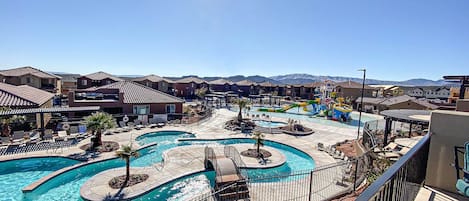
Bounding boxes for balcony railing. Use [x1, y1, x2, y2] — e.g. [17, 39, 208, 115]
[357, 133, 431, 201]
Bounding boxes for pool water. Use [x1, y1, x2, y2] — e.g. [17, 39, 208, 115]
[253, 120, 287, 128]
[136, 137, 315, 200]
[23, 131, 194, 201]
[20, 131, 314, 201]
[234, 106, 381, 128]
[0, 157, 80, 201]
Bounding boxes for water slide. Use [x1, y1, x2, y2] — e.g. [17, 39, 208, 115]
[258, 99, 320, 113]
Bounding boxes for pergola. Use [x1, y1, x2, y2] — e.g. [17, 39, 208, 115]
[205, 92, 239, 107]
[248, 94, 282, 106]
[444, 75, 469, 99]
[380, 109, 430, 145]
[0, 106, 100, 137]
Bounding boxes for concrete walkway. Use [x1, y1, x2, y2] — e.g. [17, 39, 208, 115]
[2, 108, 378, 201]
[81, 144, 286, 200]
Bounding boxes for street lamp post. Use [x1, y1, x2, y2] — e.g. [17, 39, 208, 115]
[357, 69, 366, 140]
[353, 68, 366, 191]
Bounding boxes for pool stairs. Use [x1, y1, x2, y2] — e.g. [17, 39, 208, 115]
[204, 146, 250, 200]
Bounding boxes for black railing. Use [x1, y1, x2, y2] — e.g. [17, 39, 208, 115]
[357, 133, 431, 201]
[191, 158, 369, 201]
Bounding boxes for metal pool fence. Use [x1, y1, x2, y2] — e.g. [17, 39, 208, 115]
[190, 156, 370, 201]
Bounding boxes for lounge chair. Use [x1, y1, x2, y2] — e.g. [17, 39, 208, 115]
[148, 119, 158, 128]
[133, 120, 144, 130]
[456, 142, 469, 196]
[11, 131, 25, 145]
[317, 143, 325, 151]
[55, 131, 69, 141]
[119, 121, 131, 132]
[42, 131, 54, 142]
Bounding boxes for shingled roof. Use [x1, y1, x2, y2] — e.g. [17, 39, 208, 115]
[81, 71, 124, 81]
[0, 66, 61, 79]
[0, 82, 54, 107]
[93, 81, 183, 104]
[131, 74, 173, 83]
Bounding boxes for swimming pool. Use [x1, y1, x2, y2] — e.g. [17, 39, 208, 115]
[21, 131, 314, 200]
[0, 157, 80, 201]
[134, 134, 316, 200]
[253, 120, 287, 128]
[23, 131, 194, 201]
[233, 106, 381, 128]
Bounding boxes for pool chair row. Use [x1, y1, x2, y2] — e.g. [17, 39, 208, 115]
[372, 142, 410, 160]
[104, 119, 165, 135]
[317, 143, 349, 161]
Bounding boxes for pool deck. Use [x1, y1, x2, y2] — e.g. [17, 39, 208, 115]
[80, 144, 287, 200]
[2, 108, 379, 201]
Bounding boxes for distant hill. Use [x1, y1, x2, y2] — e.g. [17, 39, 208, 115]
[270, 74, 451, 86]
[49, 71, 452, 86]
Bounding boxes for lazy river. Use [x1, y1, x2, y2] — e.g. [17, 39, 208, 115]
[12, 131, 315, 200]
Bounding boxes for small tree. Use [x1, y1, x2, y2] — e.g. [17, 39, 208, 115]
[1, 108, 26, 138]
[252, 131, 265, 155]
[195, 87, 208, 100]
[235, 98, 249, 122]
[115, 143, 140, 182]
[85, 112, 116, 149]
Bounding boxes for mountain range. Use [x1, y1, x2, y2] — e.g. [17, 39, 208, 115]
[51, 71, 452, 86]
[269, 74, 452, 86]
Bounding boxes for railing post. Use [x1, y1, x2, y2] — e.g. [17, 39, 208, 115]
[353, 157, 359, 191]
[308, 170, 313, 201]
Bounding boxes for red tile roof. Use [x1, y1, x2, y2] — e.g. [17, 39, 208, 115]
[92, 81, 184, 104]
[0, 82, 54, 107]
[0, 66, 61, 79]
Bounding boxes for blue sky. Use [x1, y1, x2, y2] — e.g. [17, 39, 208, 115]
[1, 0, 468, 81]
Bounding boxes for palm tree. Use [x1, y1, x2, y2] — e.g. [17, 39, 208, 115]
[115, 143, 140, 181]
[235, 98, 249, 122]
[84, 112, 116, 149]
[252, 131, 265, 155]
[195, 87, 208, 100]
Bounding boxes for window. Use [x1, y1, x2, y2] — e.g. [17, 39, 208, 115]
[166, 104, 176, 114]
[107, 80, 112, 84]
[133, 105, 150, 115]
[82, 79, 88, 86]
[26, 77, 31, 83]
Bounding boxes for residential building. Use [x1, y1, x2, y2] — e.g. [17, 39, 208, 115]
[77, 71, 124, 89]
[356, 95, 438, 113]
[0, 66, 62, 94]
[0, 82, 55, 128]
[258, 81, 286, 96]
[208, 79, 236, 92]
[131, 74, 173, 94]
[369, 85, 404, 97]
[69, 81, 184, 121]
[236, 80, 259, 97]
[448, 87, 469, 104]
[335, 81, 375, 105]
[318, 80, 336, 98]
[400, 86, 451, 100]
[55, 73, 80, 95]
[172, 77, 208, 98]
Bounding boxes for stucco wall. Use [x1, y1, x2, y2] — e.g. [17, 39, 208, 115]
[425, 110, 469, 193]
